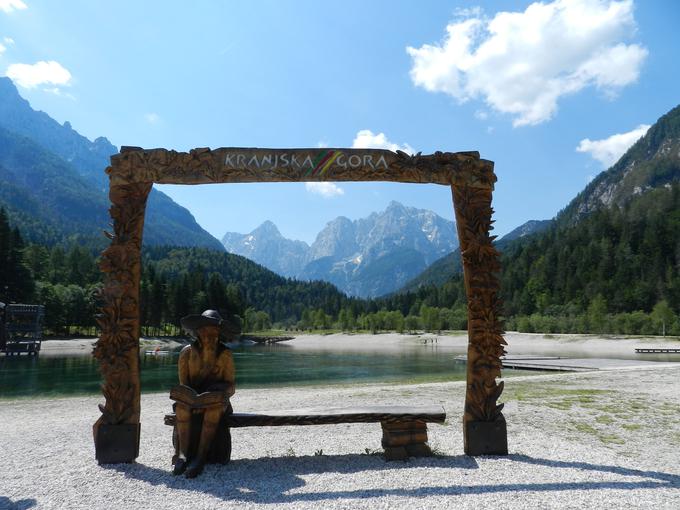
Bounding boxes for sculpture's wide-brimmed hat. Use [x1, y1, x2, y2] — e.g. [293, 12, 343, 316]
[180, 309, 241, 340]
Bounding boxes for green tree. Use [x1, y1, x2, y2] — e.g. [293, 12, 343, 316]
[651, 300, 676, 336]
[587, 295, 608, 334]
[405, 315, 420, 333]
[338, 308, 353, 331]
[0, 209, 34, 303]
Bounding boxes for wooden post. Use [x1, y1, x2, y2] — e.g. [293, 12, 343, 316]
[93, 181, 152, 463]
[451, 182, 508, 456]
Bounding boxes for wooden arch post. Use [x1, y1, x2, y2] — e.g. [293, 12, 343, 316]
[93, 147, 507, 463]
[93, 182, 151, 463]
[451, 183, 508, 455]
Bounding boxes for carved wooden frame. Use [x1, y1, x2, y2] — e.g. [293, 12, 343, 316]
[93, 146, 507, 462]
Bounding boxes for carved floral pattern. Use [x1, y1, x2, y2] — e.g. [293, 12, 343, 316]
[451, 184, 506, 423]
[93, 182, 151, 428]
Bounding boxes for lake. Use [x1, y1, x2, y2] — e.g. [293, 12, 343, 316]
[0, 343, 528, 399]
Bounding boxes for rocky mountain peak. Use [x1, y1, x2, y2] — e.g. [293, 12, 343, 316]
[386, 200, 406, 212]
[222, 201, 459, 297]
[253, 220, 282, 237]
[0, 78, 21, 99]
[222, 223, 309, 278]
[308, 216, 357, 261]
[561, 103, 680, 225]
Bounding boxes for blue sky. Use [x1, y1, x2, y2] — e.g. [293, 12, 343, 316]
[1, 0, 678, 244]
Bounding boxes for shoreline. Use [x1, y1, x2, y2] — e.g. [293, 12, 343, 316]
[37, 336, 189, 357]
[36, 331, 680, 358]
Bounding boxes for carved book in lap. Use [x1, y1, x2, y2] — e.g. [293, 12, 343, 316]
[169, 384, 227, 409]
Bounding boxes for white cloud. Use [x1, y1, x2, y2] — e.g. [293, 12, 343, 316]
[42, 87, 75, 100]
[474, 109, 488, 120]
[6, 60, 72, 88]
[305, 182, 344, 198]
[0, 0, 27, 13]
[351, 129, 414, 154]
[0, 37, 13, 53]
[452, 6, 483, 19]
[144, 112, 161, 124]
[577, 123, 650, 167]
[407, 0, 647, 126]
[316, 140, 329, 148]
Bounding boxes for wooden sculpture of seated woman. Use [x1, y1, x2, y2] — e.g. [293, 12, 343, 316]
[170, 309, 239, 478]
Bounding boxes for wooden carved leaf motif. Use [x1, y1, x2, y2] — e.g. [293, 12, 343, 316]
[454, 184, 506, 422]
[93, 182, 150, 425]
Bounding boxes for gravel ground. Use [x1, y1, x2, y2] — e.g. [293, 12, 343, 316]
[2, 366, 680, 509]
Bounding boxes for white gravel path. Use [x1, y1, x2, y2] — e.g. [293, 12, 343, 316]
[2, 366, 680, 509]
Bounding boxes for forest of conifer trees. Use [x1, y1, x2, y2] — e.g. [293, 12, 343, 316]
[2, 180, 679, 339]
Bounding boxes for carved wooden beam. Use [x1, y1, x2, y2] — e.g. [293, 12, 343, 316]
[107, 147, 495, 189]
[93, 182, 151, 464]
[451, 182, 508, 456]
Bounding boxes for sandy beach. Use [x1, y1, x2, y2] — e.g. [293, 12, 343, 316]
[38, 330, 680, 358]
[38, 336, 188, 357]
[2, 333, 680, 509]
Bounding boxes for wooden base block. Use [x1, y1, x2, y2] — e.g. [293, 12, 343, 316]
[382, 420, 432, 461]
[382, 421, 428, 445]
[95, 423, 140, 464]
[384, 446, 409, 461]
[464, 418, 508, 456]
[405, 443, 433, 457]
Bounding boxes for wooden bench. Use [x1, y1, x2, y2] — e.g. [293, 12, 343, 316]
[164, 405, 446, 461]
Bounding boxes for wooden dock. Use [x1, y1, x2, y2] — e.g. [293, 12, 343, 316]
[500, 356, 593, 372]
[241, 335, 294, 345]
[635, 348, 680, 354]
[455, 355, 678, 372]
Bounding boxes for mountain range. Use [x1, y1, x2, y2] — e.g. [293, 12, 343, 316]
[0, 77, 223, 250]
[404, 103, 680, 296]
[4, 71, 672, 315]
[222, 201, 459, 297]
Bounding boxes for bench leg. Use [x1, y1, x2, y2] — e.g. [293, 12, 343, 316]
[381, 420, 432, 461]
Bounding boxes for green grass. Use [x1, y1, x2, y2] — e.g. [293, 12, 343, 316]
[502, 380, 680, 450]
[621, 423, 642, 431]
[573, 422, 598, 435]
[570, 421, 626, 445]
[597, 433, 626, 445]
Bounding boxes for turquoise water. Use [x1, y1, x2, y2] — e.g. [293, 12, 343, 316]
[0, 344, 476, 399]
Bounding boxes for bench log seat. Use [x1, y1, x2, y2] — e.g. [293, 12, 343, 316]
[165, 405, 446, 461]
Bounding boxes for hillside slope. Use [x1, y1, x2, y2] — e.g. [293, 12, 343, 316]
[0, 127, 110, 244]
[400, 104, 680, 297]
[559, 104, 680, 224]
[498, 103, 680, 315]
[0, 77, 223, 250]
[398, 218, 551, 293]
